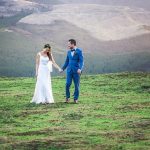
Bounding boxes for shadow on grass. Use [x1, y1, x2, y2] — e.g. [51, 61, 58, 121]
[117, 101, 150, 112]
[25, 101, 79, 109]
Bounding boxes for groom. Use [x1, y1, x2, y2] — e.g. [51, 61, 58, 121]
[61, 39, 84, 103]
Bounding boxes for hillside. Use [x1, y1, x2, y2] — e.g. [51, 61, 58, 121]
[19, 4, 150, 41]
[0, 72, 150, 149]
[0, 1, 150, 76]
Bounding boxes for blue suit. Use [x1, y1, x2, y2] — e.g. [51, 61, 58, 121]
[62, 48, 84, 100]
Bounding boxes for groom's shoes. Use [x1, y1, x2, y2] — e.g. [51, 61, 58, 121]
[65, 99, 78, 104]
[74, 100, 78, 104]
[65, 99, 70, 103]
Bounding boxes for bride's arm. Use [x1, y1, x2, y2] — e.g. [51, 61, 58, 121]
[51, 54, 61, 71]
[35, 53, 40, 76]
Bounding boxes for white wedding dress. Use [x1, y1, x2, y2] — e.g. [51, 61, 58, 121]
[31, 52, 54, 104]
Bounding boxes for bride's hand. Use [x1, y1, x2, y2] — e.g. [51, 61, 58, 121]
[58, 68, 63, 73]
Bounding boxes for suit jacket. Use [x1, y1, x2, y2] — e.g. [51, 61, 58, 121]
[62, 48, 84, 73]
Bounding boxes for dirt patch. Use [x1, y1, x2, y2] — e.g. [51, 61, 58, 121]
[10, 127, 67, 136]
[10, 139, 70, 150]
[20, 110, 49, 117]
[132, 101, 150, 107]
[127, 119, 150, 129]
[100, 130, 147, 142]
[0, 136, 15, 144]
[48, 119, 60, 123]
[91, 144, 116, 150]
[117, 102, 150, 112]
[132, 131, 146, 142]
[94, 114, 123, 120]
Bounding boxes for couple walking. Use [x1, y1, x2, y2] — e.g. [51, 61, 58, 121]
[31, 39, 84, 104]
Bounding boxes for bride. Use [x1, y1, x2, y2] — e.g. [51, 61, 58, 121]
[31, 44, 62, 104]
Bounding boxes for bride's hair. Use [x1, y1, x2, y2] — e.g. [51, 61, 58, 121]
[44, 44, 52, 61]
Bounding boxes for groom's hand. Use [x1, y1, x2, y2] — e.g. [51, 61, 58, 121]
[59, 68, 63, 73]
[77, 69, 82, 75]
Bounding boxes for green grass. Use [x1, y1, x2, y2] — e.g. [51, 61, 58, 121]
[0, 72, 150, 150]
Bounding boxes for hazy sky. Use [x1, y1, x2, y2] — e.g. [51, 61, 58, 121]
[60, 0, 150, 11]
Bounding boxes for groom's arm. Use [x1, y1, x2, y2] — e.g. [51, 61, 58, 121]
[78, 50, 84, 71]
[62, 53, 69, 71]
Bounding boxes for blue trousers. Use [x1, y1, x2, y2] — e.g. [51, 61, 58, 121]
[66, 70, 80, 100]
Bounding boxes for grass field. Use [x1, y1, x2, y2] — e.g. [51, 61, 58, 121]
[0, 72, 150, 150]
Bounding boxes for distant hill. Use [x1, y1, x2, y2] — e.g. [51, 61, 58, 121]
[0, 1, 150, 76]
[19, 4, 150, 41]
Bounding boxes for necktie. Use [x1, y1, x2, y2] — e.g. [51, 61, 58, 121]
[71, 49, 75, 52]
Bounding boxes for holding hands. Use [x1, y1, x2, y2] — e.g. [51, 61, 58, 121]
[58, 68, 63, 73]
